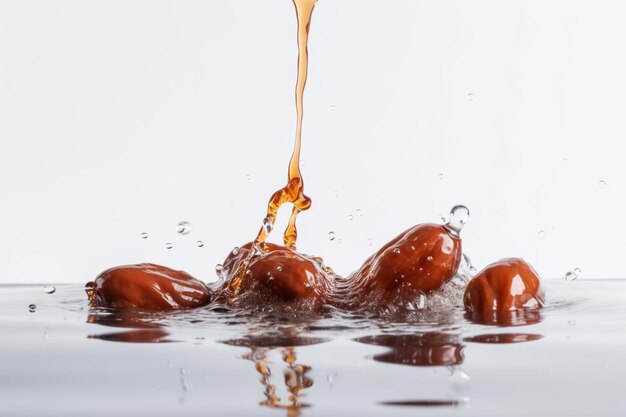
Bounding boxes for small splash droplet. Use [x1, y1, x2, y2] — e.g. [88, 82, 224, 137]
[427, 256, 433, 261]
[356, 209, 363, 217]
[444, 205, 470, 236]
[245, 174, 252, 181]
[28, 304, 36, 313]
[565, 268, 581, 281]
[84, 281, 95, 299]
[196, 240, 204, 248]
[165, 242, 173, 249]
[393, 248, 401, 254]
[562, 158, 569, 165]
[43, 285, 56, 294]
[416, 291, 427, 309]
[277, 266, 283, 272]
[176, 221, 192, 235]
[348, 214, 354, 221]
[327, 372, 337, 387]
[333, 190, 340, 198]
[538, 230, 546, 240]
[599, 180, 607, 189]
[232, 247, 240, 256]
[140, 232, 149, 239]
[466, 92, 476, 101]
[367, 238, 373, 247]
[329, 231, 336, 241]
[329, 105, 336, 112]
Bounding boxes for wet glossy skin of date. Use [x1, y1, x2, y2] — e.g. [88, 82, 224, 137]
[219, 242, 333, 305]
[91, 263, 212, 310]
[463, 258, 545, 325]
[346, 224, 462, 304]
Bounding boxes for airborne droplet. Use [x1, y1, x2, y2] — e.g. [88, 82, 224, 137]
[444, 205, 470, 237]
[329, 231, 336, 241]
[165, 243, 173, 249]
[43, 285, 56, 294]
[28, 304, 36, 313]
[140, 232, 149, 239]
[176, 221, 192, 235]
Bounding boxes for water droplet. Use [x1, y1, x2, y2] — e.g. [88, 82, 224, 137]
[562, 158, 569, 165]
[356, 209, 363, 217]
[333, 190, 340, 198]
[245, 269, 252, 276]
[348, 214, 354, 221]
[327, 372, 338, 387]
[232, 247, 240, 256]
[444, 205, 470, 236]
[176, 221, 191, 235]
[599, 180, 607, 189]
[329, 231, 336, 241]
[565, 268, 581, 281]
[416, 291, 427, 309]
[245, 174, 252, 181]
[329, 105, 336, 112]
[196, 240, 204, 248]
[28, 304, 36, 313]
[165, 242, 173, 249]
[263, 219, 273, 234]
[43, 285, 56, 294]
[84, 281, 95, 299]
[367, 238, 373, 247]
[427, 256, 433, 261]
[466, 92, 476, 101]
[537, 230, 546, 240]
[438, 173, 445, 181]
[393, 248, 401, 254]
[277, 266, 283, 272]
[140, 232, 149, 239]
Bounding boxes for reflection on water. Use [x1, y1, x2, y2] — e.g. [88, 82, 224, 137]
[222, 334, 326, 416]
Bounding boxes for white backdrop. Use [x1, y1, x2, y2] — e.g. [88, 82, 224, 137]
[1, 0, 625, 284]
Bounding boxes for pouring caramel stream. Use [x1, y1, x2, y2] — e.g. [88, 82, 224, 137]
[255, 0, 316, 249]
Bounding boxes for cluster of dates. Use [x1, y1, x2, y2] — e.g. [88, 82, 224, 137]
[88, 207, 545, 325]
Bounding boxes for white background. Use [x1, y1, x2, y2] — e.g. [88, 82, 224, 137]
[1, 0, 625, 284]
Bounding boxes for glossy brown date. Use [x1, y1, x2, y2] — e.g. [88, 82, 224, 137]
[463, 258, 545, 325]
[347, 224, 462, 304]
[219, 242, 333, 305]
[90, 263, 212, 310]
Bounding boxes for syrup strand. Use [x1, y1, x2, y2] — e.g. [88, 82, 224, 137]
[254, 0, 316, 250]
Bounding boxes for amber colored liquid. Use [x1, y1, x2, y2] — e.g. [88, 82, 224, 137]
[255, 0, 317, 250]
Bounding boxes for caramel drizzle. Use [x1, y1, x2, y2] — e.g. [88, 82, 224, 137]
[255, 0, 317, 250]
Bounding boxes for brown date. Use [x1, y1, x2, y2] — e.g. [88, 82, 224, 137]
[90, 263, 212, 310]
[463, 258, 545, 325]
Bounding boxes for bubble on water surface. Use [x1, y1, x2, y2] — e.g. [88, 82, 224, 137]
[28, 304, 36, 313]
[43, 285, 56, 294]
[176, 221, 192, 235]
[140, 232, 149, 239]
[165, 243, 173, 249]
[444, 205, 470, 237]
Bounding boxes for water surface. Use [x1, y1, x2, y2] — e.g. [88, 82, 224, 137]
[1, 280, 624, 416]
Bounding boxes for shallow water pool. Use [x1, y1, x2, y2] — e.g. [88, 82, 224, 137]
[1, 280, 624, 416]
